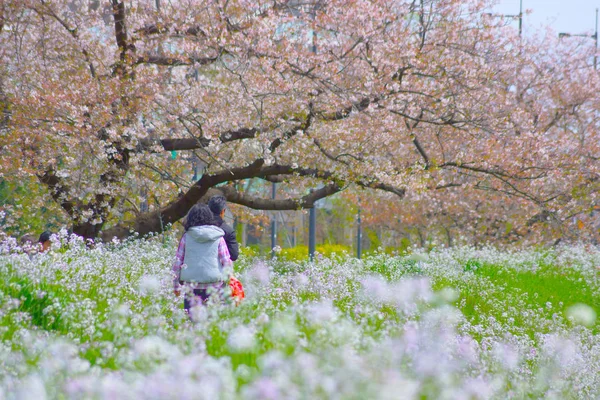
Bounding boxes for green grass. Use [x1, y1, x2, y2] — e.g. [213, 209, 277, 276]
[430, 260, 600, 338]
[0, 265, 71, 339]
[476, 263, 599, 314]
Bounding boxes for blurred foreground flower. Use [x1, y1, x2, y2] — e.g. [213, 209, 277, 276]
[139, 274, 161, 295]
[227, 326, 257, 352]
[565, 303, 597, 327]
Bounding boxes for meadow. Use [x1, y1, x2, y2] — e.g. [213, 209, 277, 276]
[1, 231, 600, 399]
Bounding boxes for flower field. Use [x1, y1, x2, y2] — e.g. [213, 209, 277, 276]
[1, 232, 600, 399]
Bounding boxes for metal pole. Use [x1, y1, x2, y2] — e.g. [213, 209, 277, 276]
[271, 182, 277, 258]
[518, 0, 523, 38]
[595, 8, 598, 70]
[309, 206, 316, 261]
[308, 4, 318, 262]
[357, 207, 362, 259]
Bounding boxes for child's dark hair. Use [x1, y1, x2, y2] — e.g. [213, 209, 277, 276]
[39, 231, 52, 243]
[184, 204, 216, 230]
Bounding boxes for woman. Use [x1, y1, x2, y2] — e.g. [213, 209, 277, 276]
[172, 204, 233, 315]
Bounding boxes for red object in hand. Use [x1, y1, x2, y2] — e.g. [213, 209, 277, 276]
[229, 276, 245, 303]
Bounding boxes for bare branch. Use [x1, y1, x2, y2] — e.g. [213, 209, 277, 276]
[411, 134, 430, 168]
[441, 161, 548, 180]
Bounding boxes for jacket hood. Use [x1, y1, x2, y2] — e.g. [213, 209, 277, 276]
[186, 225, 225, 243]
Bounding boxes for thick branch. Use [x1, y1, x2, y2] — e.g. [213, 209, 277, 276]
[138, 127, 260, 152]
[219, 183, 342, 210]
[100, 158, 268, 240]
[360, 181, 406, 197]
[111, 0, 135, 78]
[99, 160, 405, 240]
[111, 1, 128, 52]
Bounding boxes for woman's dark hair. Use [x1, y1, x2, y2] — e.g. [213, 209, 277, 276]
[184, 204, 216, 230]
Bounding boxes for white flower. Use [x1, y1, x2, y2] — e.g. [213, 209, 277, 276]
[566, 303, 597, 327]
[306, 299, 337, 325]
[492, 342, 520, 370]
[437, 287, 459, 303]
[227, 325, 256, 352]
[249, 262, 271, 285]
[133, 336, 179, 362]
[268, 317, 297, 343]
[256, 313, 270, 325]
[407, 252, 428, 262]
[15, 374, 47, 400]
[138, 275, 161, 295]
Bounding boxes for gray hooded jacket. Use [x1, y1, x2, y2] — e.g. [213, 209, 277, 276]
[179, 226, 230, 284]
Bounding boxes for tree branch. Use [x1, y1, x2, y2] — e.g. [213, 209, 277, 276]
[135, 54, 219, 67]
[219, 183, 342, 210]
[37, 169, 80, 218]
[99, 159, 406, 240]
[111, 0, 135, 78]
[358, 181, 406, 197]
[31, 4, 97, 78]
[138, 127, 260, 152]
[411, 134, 430, 168]
[269, 104, 313, 153]
[319, 96, 379, 121]
[441, 161, 548, 180]
[135, 24, 208, 38]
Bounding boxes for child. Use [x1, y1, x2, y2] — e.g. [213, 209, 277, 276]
[172, 204, 233, 316]
[38, 231, 52, 252]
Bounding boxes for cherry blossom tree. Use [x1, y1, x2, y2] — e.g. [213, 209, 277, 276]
[1, 0, 599, 242]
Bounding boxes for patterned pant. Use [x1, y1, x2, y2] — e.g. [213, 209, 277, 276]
[183, 283, 225, 315]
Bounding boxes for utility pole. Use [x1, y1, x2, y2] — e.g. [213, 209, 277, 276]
[271, 182, 277, 258]
[357, 206, 362, 259]
[518, 0, 523, 38]
[309, 204, 316, 261]
[308, 2, 319, 261]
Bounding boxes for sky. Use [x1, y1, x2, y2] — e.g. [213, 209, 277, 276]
[493, 0, 600, 36]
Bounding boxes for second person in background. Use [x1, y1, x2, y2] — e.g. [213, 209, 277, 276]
[208, 195, 239, 262]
